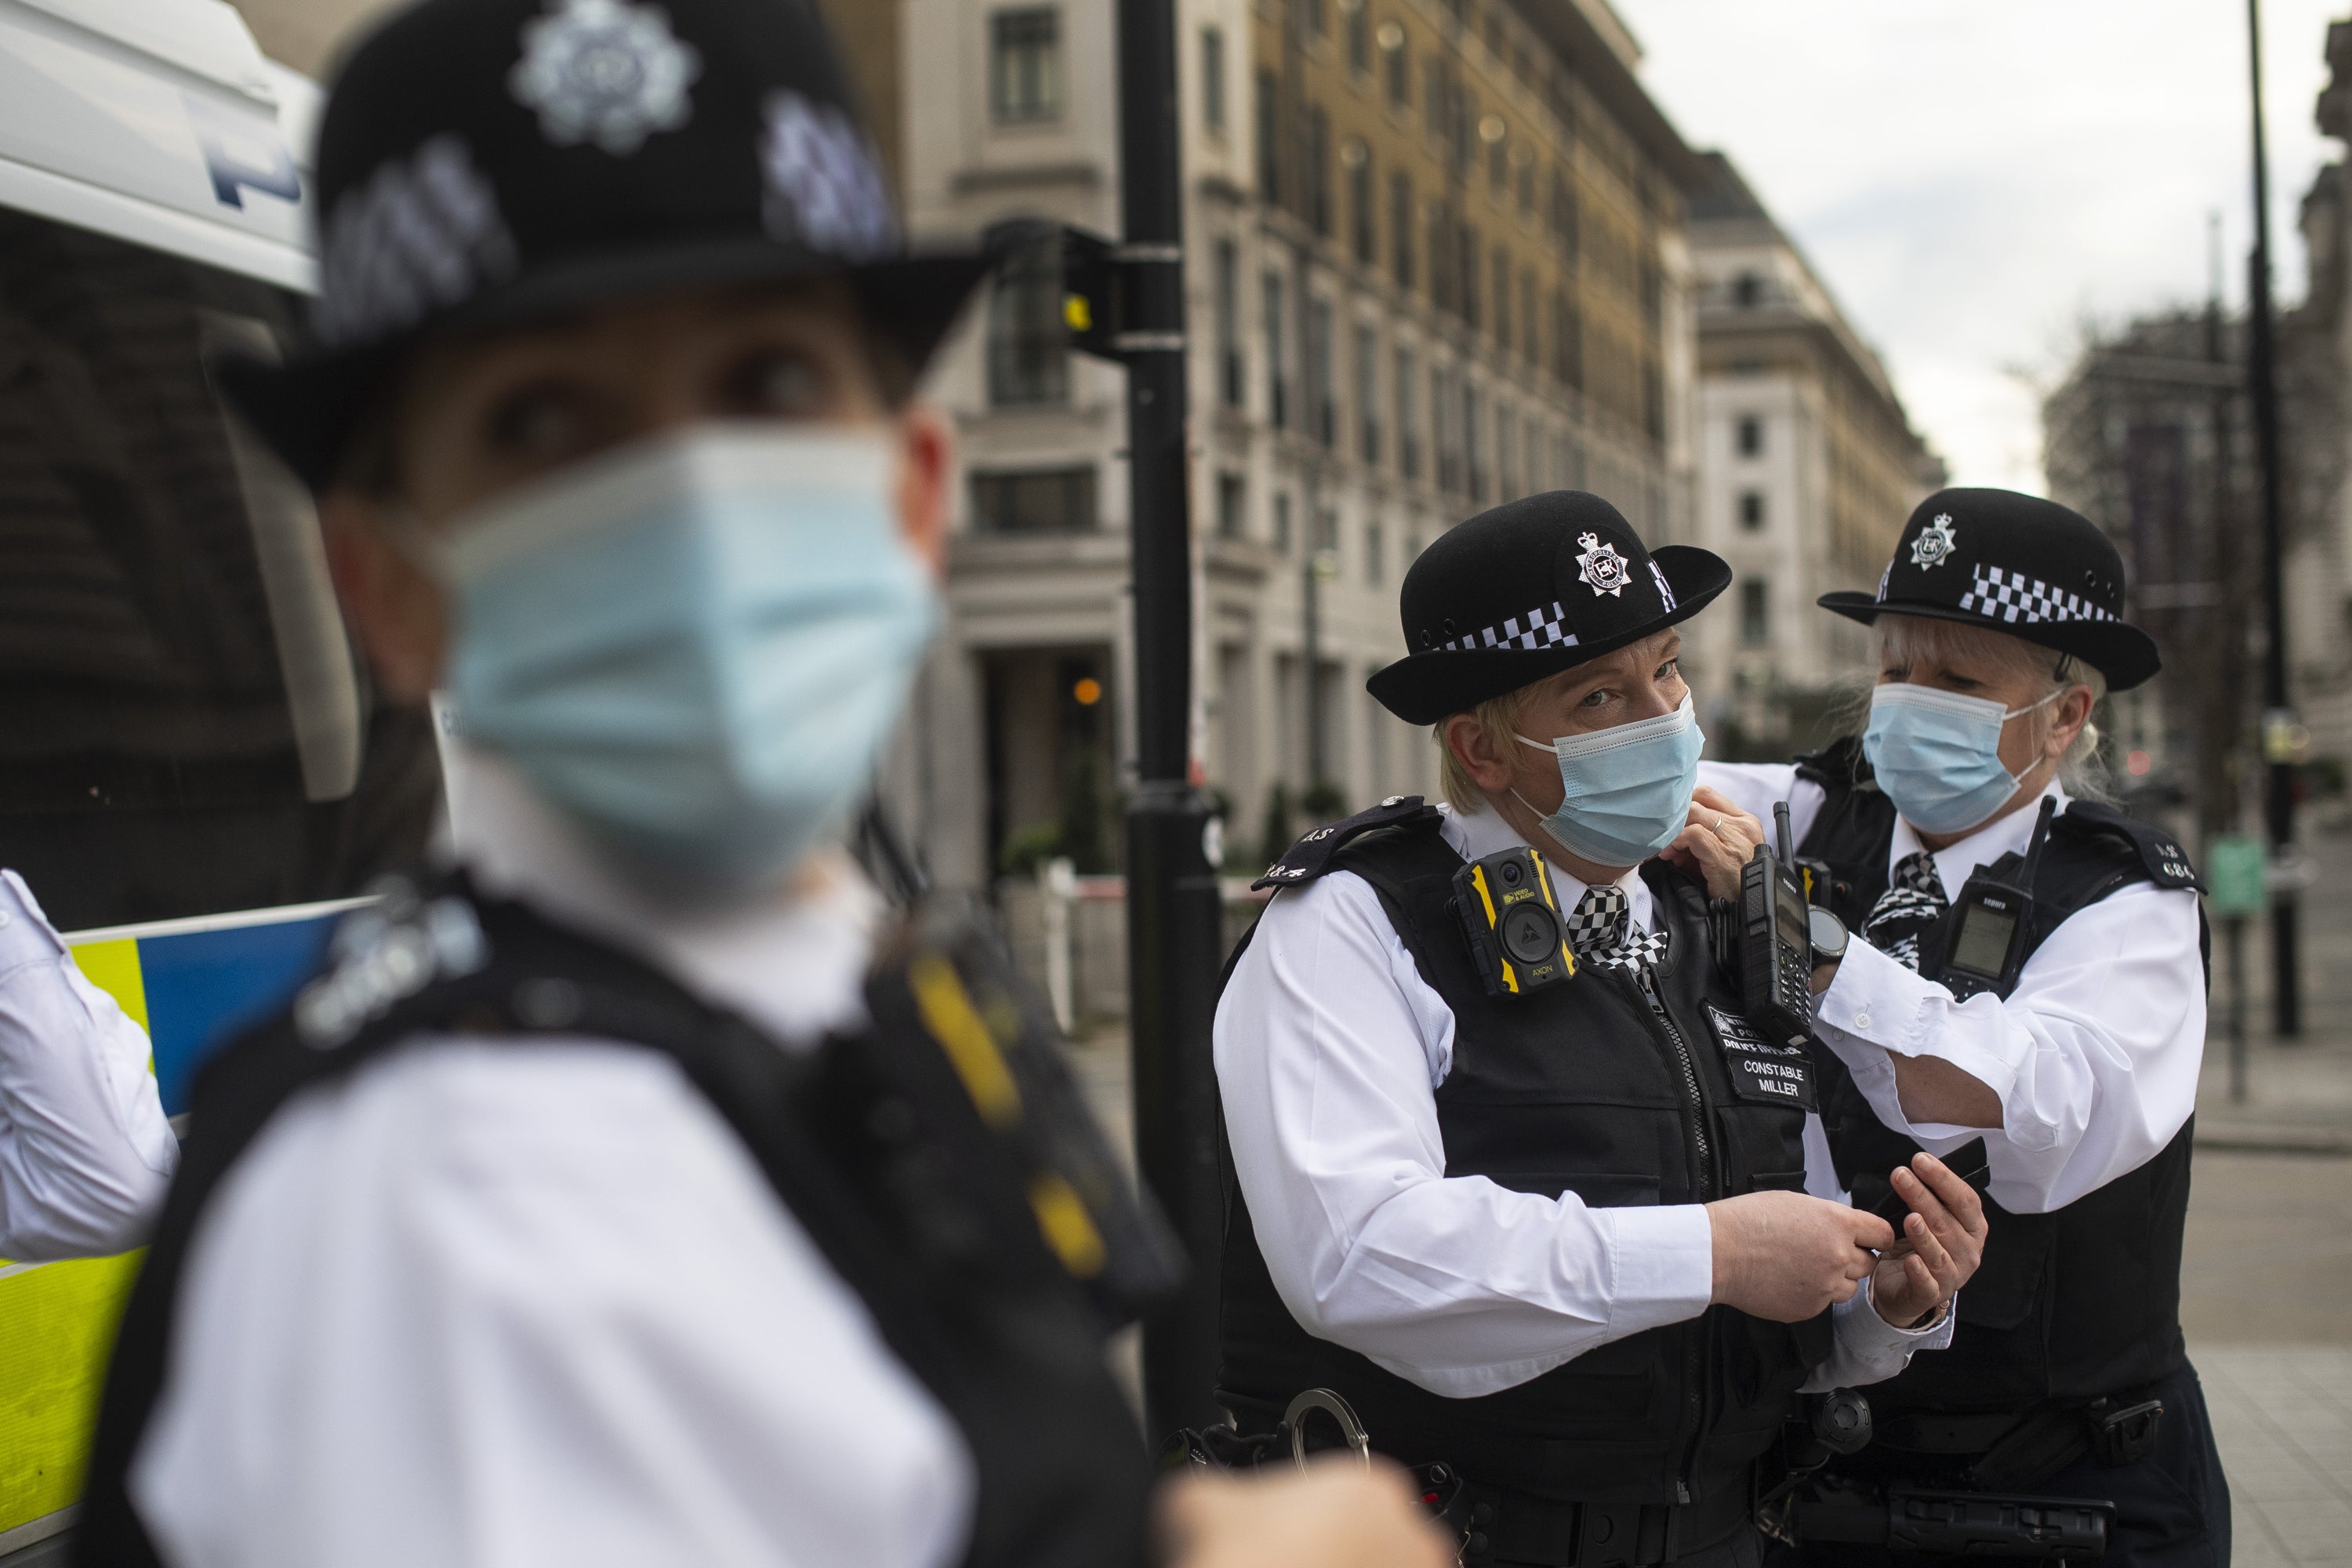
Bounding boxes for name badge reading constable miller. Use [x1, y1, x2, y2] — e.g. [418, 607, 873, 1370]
[1703, 1003, 1817, 1112]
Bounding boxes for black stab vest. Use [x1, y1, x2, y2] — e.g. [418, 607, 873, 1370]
[1792, 739, 2204, 1415]
[75, 881, 1152, 1568]
[1219, 807, 1831, 1508]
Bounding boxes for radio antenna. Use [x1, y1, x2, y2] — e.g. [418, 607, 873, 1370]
[2020, 794, 2059, 884]
[1773, 800, 1795, 862]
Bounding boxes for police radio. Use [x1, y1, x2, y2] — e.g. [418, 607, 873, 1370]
[1454, 846, 1576, 996]
[1925, 796, 2057, 1002]
[1738, 803, 1820, 1048]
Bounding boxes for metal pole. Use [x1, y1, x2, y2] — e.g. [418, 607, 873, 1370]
[2228, 915, 2249, 1104]
[1116, 0, 1228, 1442]
[2245, 0, 2301, 1036]
[1304, 552, 1326, 789]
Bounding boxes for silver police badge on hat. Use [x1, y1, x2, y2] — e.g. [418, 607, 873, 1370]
[1910, 512, 1958, 571]
[1575, 532, 1632, 598]
[510, 0, 702, 156]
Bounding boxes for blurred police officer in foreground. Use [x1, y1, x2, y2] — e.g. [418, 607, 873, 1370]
[70, 4, 1450, 1566]
[0, 871, 174, 1259]
[1217, 493, 1987, 1568]
[1700, 490, 2226, 1568]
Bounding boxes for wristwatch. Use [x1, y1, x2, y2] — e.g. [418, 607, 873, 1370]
[1807, 906, 1849, 967]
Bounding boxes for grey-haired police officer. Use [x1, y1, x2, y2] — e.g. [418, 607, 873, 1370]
[1700, 490, 2228, 1568]
[1218, 493, 1989, 1568]
[71, 4, 1449, 1566]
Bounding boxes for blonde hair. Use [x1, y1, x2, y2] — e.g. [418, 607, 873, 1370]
[1864, 615, 2111, 800]
[1436, 683, 1542, 812]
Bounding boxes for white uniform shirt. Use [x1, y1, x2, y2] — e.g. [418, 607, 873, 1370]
[1698, 763, 2206, 1214]
[130, 745, 975, 1568]
[0, 869, 176, 1260]
[1215, 803, 1951, 1404]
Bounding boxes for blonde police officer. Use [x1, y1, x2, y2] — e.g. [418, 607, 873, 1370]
[1700, 489, 2227, 1567]
[71, 4, 1449, 1567]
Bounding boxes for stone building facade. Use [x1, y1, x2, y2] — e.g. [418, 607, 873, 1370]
[1681, 154, 1944, 759]
[893, 0, 1711, 889]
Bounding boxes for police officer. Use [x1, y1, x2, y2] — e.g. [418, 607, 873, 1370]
[71, 4, 1448, 1566]
[1218, 492, 1988, 1568]
[0, 870, 174, 1258]
[1699, 489, 2227, 1567]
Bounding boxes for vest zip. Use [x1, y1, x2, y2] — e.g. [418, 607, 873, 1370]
[1632, 959, 1714, 1507]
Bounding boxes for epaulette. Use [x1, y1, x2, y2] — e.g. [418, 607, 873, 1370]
[2056, 800, 2204, 892]
[1250, 795, 1443, 891]
[1793, 735, 1875, 792]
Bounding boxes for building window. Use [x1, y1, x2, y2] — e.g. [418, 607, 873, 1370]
[1255, 69, 1281, 200]
[1200, 25, 1226, 132]
[1218, 471, 1247, 539]
[1345, 0, 1371, 74]
[1305, 105, 1332, 235]
[1463, 379, 1484, 503]
[1382, 21, 1408, 108]
[1303, 0, 1326, 36]
[1307, 295, 1337, 448]
[971, 466, 1095, 533]
[1732, 271, 1761, 307]
[1515, 151, 1534, 216]
[1737, 415, 1764, 456]
[1739, 489, 1766, 531]
[985, 234, 1068, 406]
[1550, 167, 1578, 260]
[1491, 249, 1511, 350]
[1457, 223, 1479, 328]
[1521, 270, 1539, 365]
[1552, 290, 1581, 390]
[989, 9, 1062, 124]
[1425, 199, 1451, 312]
[1356, 320, 1381, 465]
[1396, 344, 1419, 481]
[1403, 528, 1421, 565]
[1496, 399, 1516, 499]
[1273, 492, 1294, 553]
[1263, 271, 1289, 427]
[1388, 169, 1415, 289]
[1423, 56, 1446, 145]
[1364, 517, 1384, 584]
[1347, 142, 1375, 265]
[1433, 363, 1457, 492]
[1740, 579, 1769, 646]
[1214, 238, 1243, 408]
[1313, 503, 1339, 554]
[1486, 124, 1508, 193]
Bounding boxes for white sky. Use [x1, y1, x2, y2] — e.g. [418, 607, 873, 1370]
[1610, 0, 2348, 493]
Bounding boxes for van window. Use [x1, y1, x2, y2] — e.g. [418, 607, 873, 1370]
[0, 209, 439, 931]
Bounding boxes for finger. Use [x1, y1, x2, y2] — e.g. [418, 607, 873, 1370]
[1905, 1253, 1938, 1305]
[1902, 1210, 1955, 1281]
[1910, 1153, 1988, 1233]
[1846, 1209, 1898, 1254]
[1890, 1167, 1957, 1243]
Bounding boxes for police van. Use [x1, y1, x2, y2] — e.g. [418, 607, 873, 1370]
[0, 3, 429, 1559]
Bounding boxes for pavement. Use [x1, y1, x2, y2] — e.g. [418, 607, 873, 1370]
[1067, 813, 2352, 1563]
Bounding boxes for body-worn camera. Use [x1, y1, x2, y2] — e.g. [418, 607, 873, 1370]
[1737, 803, 1820, 1047]
[1924, 797, 2058, 1002]
[1454, 846, 1576, 996]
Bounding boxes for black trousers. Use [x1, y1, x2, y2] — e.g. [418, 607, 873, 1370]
[1788, 1361, 2230, 1568]
[1494, 1524, 1764, 1568]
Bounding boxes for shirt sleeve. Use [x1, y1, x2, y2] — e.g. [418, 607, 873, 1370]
[1215, 872, 1715, 1400]
[130, 1040, 974, 1568]
[0, 870, 177, 1261]
[1801, 1277, 1958, 1392]
[1694, 763, 1827, 851]
[1812, 883, 2205, 1213]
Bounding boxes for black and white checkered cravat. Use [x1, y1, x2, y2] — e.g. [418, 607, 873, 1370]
[1861, 851, 1948, 971]
[1566, 884, 1671, 971]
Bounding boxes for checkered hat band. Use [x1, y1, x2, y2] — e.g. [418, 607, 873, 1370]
[1443, 601, 1584, 653]
[1957, 565, 2118, 627]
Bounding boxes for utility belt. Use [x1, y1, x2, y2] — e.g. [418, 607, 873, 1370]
[1170, 1390, 1749, 1566]
[1778, 1385, 2165, 1559]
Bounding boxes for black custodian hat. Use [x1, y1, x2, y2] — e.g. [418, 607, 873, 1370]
[218, 0, 995, 488]
[1819, 488, 2161, 691]
[1367, 492, 1731, 726]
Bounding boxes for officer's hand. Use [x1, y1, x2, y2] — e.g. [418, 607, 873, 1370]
[1660, 786, 1766, 903]
[1157, 1457, 1454, 1568]
[1707, 1189, 1893, 1321]
[1868, 1152, 1989, 1329]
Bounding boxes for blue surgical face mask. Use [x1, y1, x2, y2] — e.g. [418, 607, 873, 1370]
[432, 426, 937, 894]
[1862, 682, 2061, 837]
[1513, 693, 1706, 867]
